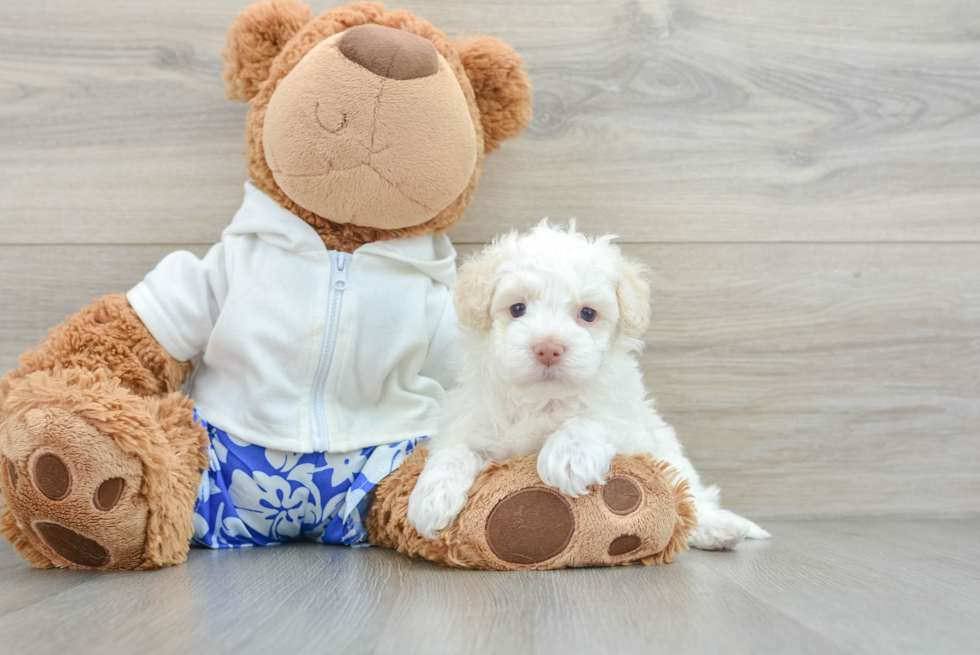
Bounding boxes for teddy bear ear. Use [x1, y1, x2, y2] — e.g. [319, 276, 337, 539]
[222, 0, 313, 102]
[457, 36, 533, 153]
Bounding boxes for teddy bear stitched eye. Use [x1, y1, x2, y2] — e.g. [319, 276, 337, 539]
[579, 307, 597, 322]
[510, 303, 526, 318]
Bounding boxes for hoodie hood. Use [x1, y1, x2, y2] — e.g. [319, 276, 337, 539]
[224, 182, 457, 288]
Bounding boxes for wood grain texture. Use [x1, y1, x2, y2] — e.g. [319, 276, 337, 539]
[0, 245, 211, 370]
[635, 243, 980, 518]
[2, 243, 978, 519]
[691, 519, 980, 655]
[0, 0, 978, 244]
[0, 520, 978, 655]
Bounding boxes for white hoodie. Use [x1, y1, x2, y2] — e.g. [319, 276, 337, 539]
[127, 182, 459, 453]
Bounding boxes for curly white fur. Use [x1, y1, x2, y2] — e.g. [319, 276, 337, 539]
[407, 221, 770, 549]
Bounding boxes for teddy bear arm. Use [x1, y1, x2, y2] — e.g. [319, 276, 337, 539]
[2, 294, 189, 403]
[0, 295, 205, 571]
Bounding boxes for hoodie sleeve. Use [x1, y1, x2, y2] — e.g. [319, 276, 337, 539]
[126, 244, 228, 363]
[419, 292, 460, 391]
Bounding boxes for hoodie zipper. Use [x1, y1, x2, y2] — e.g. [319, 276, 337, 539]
[310, 250, 351, 451]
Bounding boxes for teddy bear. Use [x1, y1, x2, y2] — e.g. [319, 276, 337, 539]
[0, 0, 694, 571]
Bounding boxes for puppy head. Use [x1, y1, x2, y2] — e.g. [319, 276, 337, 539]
[456, 221, 651, 399]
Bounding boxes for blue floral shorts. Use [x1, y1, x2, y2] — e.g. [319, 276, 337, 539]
[191, 412, 421, 549]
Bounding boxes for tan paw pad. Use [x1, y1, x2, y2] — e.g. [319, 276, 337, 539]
[485, 487, 574, 564]
[33, 521, 110, 568]
[34, 453, 72, 500]
[608, 534, 642, 556]
[602, 476, 642, 515]
[5, 458, 17, 489]
[94, 478, 125, 512]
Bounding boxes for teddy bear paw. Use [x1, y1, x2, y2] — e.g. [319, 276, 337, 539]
[479, 471, 673, 568]
[446, 454, 695, 570]
[0, 400, 149, 570]
[369, 450, 697, 570]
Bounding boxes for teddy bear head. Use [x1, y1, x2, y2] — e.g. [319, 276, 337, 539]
[222, 0, 533, 251]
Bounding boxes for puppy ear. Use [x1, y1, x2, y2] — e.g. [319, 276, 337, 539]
[455, 247, 501, 330]
[222, 0, 313, 102]
[457, 36, 533, 153]
[617, 258, 652, 338]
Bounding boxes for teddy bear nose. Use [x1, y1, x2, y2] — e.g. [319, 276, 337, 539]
[534, 342, 566, 367]
[338, 24, 440, 80]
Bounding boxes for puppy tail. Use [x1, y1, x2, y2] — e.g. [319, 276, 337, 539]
[697, 484, 722, 510]
[745, 520, 772, 540]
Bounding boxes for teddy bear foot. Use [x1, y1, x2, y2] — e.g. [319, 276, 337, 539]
[0, 405, 145, 569]
[368, 450, 697, 570]
[0, 369, 207, 570]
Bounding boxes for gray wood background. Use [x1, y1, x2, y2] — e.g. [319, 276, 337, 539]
[1, 0, 978, 520]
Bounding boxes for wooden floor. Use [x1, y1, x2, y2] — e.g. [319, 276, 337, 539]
[0, 519, 976, 655]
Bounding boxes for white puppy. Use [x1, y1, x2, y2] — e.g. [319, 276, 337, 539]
[408, 221, 770, 550]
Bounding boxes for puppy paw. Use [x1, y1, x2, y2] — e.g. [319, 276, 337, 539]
[407, 478, 469, 540]
[537, 432, 615, 498]
[689, 508, 765, 550]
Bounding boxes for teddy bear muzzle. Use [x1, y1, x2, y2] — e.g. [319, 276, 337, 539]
[262, 24, 478, 231]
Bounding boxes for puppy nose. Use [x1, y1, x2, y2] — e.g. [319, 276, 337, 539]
[338, 24, 440, 80]
[534, 342, 565, 367]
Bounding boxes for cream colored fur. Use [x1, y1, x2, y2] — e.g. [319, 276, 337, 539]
[409, 222, 772, 550]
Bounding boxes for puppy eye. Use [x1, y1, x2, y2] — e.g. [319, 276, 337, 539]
[579, 307, 597, 322]
[510, 303, 526, 318]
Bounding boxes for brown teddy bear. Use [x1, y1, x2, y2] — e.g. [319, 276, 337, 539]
[0, 1, 693, 571]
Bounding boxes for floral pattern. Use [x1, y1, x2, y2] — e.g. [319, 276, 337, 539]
[192, 412, 421, 549]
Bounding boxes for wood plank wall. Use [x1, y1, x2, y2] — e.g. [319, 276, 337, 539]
[1, 0, 978, 519]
